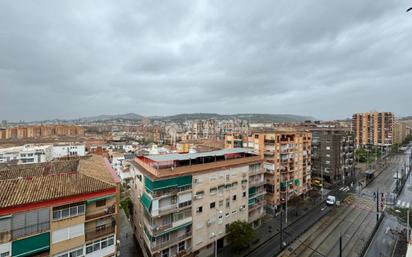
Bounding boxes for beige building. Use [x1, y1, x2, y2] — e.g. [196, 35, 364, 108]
[0, 125, 85, 140]
[393, 121, 411, 145]
[352, 112, 394, 147]
[0, 155, 120, 257]
[251, 129, 312, 213]
[128, 148, 264, 257]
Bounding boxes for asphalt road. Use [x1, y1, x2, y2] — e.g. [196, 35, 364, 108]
[362, 153, 409, 197]
[242, 203, 332, 257]
[280, 195, 376, 257]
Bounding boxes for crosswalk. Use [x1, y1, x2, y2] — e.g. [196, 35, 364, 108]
[339, 186, 350, 192]
[396, 200, 411, 209]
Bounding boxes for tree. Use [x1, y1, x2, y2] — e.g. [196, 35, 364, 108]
[226, 221, 256, 250]
[355, 148, 367, 162]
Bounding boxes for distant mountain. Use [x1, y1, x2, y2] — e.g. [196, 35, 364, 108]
[79, 113, 144, 121]
[152, 113, 315, 123]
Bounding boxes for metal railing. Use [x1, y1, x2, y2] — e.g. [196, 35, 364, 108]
[85, 224, 115, 241]
[12, 222, 50, 240]
[86, 205, 116, 221]
[151, 232, 192, 252]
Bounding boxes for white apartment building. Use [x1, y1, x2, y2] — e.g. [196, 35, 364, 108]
[52, 143, 86, 158]
[0, 144, 53, 164]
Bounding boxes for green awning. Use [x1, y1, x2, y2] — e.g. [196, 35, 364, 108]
[248, 198, 256, 206]
[294, 179, 300, 186]
[86, 195, 114, 204]
[140, 192, 152, 211]
[144, 175, 192, 193]
[249, 187, 257, 194]
[12, 232, 50, 257]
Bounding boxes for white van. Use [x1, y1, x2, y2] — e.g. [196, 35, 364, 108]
[326, 195, 336, 206]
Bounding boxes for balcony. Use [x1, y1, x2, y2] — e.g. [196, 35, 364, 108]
[86, 205, 116, 221]
[12, 222, 50, 241]
[156, 202, 192, 216]
[85, 224, 116, 241]
[249, 179, 265, 187]
[249, 190, 266, 199]
[249, 200, 266, 212]
[150, 232, 192, 252]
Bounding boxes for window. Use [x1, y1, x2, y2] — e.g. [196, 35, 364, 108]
[85, 236, 115, 254]
[226, 198, 230, 208]
[0, 252, 10, 257]
[195, 191, 204, 199]
[231, 182, 238, 189]
[209, 187, 217, 195]
[210, 202, 216, 209]
[232, 195, 237, 201]
[54, 247, 84, 257]
[162, 249, 169, 257]
[326, 146, 330, 150]
[219, 200, 224, 207]
[96, 199, 106, 207]
[178, 241, 185, 252]
[225, 184, 231, 190]
[232, 210, 237, 214]
[196, 206, 203, 214]
[52, 224, 84, 244]
[53, 203, 85, 221]
[243, 191, 246, 197]
[226, 174, 230, 181]
[225, 213, 229, 217]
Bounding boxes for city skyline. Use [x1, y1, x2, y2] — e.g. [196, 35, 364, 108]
[1, 0, 412, 121]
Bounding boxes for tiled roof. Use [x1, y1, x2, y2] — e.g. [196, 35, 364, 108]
[0, 155, 116, 209]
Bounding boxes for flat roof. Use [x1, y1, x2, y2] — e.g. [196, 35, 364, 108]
[143, 148, 255, 162]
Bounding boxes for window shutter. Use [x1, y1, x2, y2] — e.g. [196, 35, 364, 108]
[69, 224, 84, 239]
[52, 227, 69, 243]
[0, 217, 11, 232]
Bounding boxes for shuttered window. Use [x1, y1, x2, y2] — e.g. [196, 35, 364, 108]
[0, 216, 11, 233]
[52, 224, 84, 243]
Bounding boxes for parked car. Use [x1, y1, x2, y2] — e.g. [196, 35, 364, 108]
[326, 195, 336, 206]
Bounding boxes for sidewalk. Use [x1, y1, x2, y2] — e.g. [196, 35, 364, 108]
[218, 194, 322, 257]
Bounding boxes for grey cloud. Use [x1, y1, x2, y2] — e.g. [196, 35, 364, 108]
[1, 0, 412, 121]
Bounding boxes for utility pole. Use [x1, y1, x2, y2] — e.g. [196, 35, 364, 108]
[339, 232, 342, 257]
[285, 183, 288, 225]
[376, 188, 379, 223]
[408, 209, 410, 242]
[280, 211, 284, 250]
[396, 168, 399, 193]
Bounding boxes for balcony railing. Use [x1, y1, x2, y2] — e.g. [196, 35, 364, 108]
[85, 224, 115, 241]
[86, 205, 116, 221]
[151, 232, 192, 252]
[12, 222, 50, 240]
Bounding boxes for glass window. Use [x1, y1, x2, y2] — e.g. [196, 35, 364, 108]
[70, 207, 78, 216]
[86, 245, 93, 254]
[62, 209, 70, 218]
[78, 205, 85, 214]
[210, 202, 215, 209]
[96, 199, 106, 207]
[53, 211, 61, 220]
[178, 241, 185, 252]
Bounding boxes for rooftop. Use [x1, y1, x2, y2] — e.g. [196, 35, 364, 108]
[0, 155, 118, 210]
[133, 148, 261, 179]
[143, 148, 254, 162]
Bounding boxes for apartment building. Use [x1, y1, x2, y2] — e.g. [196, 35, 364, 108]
[352, 112, 395, 147]
[251, 129, 312, 214]
[0, 125, 85, 140]
[52, 143, 87, 158]
[0, 155, 120, 257]
[393, 121, 411, 145]
[310, 128, 354, 187]
[128, 148, 264, 257]
[0, 144, 53, 164]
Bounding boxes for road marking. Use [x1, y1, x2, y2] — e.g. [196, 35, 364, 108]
[397, 200, 401, 205]
[321, 206, 327, 211]
[402, 201, 407, 208]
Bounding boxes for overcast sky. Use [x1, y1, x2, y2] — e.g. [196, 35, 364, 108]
[1, 1, 411, 121]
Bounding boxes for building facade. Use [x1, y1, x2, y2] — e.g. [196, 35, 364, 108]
[352, 112, 395, 147]
[0, 156, 120, 257]
[128, 149, 264, 257]
[0, 144, 53, 164]
[0, 125, 85, 140]
[393, 121, 411, 145]
[310, 128, 354, 187]
[250, 130, 312, 214]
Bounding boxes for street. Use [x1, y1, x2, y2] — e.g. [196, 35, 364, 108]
[119, 208, 143, 257]
[362, 153, 409, 197]
[280, 195, 376, 257]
